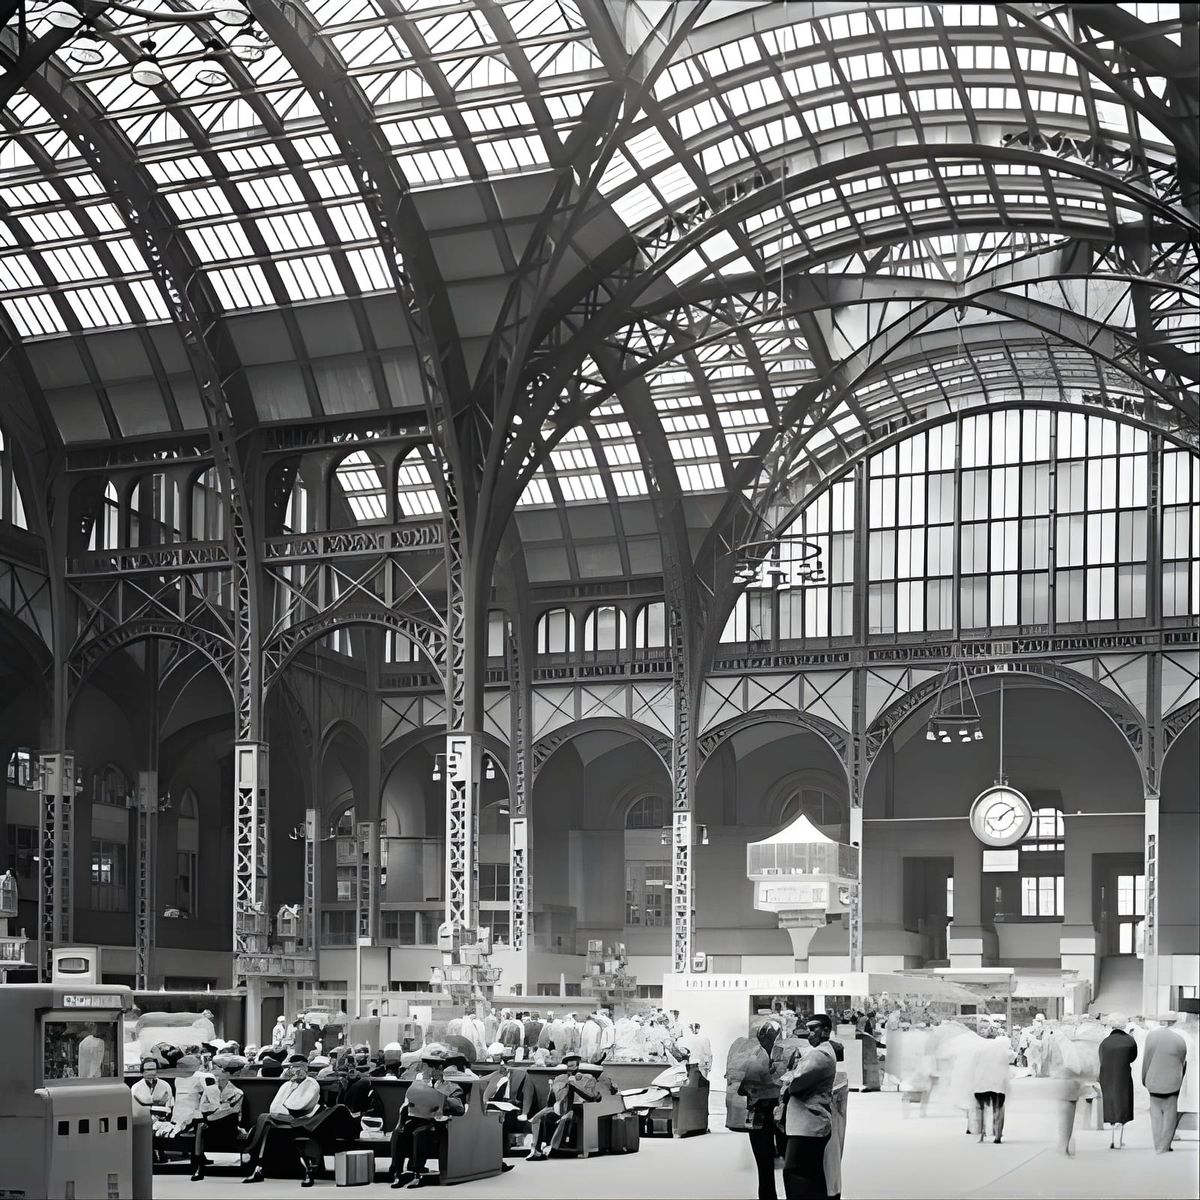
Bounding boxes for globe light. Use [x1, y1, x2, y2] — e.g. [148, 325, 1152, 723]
[195, 64, 227, 87]
[66, 33, 104, 65]
[130, 45, 167, 88]
[202, 0, 248, 25]
[44, 1, 82, 28]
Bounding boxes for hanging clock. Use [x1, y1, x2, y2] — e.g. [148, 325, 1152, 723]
[969, 785, 1033, 847]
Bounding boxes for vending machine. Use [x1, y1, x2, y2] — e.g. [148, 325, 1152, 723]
[0, 982, 136, 1200]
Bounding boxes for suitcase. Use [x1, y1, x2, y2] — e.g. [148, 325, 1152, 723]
[606, 1112, 640, 1154]
[334, 1149, 375, 1186]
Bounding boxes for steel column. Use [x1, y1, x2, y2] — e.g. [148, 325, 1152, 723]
[37, 751, 74, 980]
[507, 618, 531, 989]
[234, 741, 269, 1045]
[134, 770, 158, 991]
[443, 735, 479, 934]
[669, 602, 695, 974]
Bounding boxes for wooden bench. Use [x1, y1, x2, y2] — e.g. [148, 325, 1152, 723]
[128, 1072, 505, 1184]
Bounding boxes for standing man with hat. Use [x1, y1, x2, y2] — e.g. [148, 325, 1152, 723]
[389, 1046, 465, 1188]
[1143, 1012, 1189, 1154]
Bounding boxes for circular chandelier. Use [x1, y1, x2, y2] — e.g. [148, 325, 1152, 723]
[926, 657, 984, 744]
[21, 0, 272, 89]
[730, 531, 825, 588]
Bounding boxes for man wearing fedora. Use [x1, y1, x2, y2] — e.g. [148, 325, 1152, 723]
[389, 1046, 465, 1189]
[1143, 1011, 1189, 1154]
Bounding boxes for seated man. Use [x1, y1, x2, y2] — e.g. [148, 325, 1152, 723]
[189, 1054, 247, 1181]
[152, 1060, 222, 1179]
[389, 1047, 464, 1190]
[241, 1054, 323, 1187]
[527, 1053, 614, 1160]
[131, 1058, 173, 1119]
[482, 1043, 529, 1148]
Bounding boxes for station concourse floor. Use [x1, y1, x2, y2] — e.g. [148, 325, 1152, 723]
[173, 1082, 1198, 1200]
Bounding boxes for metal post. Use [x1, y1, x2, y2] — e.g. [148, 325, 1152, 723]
[507, 618, 530, 992]
[37, 752, 74, 981]
[234, 742, 269, 1046]
[668, 600, 694, 974]
[444, 734, 478, 933]
[134, 770, 158, 991]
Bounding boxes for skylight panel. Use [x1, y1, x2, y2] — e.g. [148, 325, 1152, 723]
[257, 210, 325, 254]
[191, 221, 256, 264]
[4, 293, 67, 337]
[274, 254, 342, 301]
[418, 8, 492, 54]
[0, 252, 40, 290]
[208, 263, 273, 310]
[346, 247, 392, 291]
[69, 284, 131, 330]
[517, 474, 554, 507]
[44, 243, 105, 283]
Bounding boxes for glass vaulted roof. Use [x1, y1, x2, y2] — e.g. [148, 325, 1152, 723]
[0, 1, 1196, 580]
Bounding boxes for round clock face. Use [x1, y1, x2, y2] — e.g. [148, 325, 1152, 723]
[969, 785, 1033, 847]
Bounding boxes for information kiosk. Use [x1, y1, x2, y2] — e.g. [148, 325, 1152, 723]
[0, 982, 136, 1200]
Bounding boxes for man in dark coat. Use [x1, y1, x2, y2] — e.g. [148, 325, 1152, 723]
[389, 1047, 465, 1188]
[482, 1044, 530, 1151]
[1098, 1013, 1137, 1149]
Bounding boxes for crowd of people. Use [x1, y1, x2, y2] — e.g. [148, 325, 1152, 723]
[724, 1002, 1195, 1200]
[129, 1003, 715, 1187]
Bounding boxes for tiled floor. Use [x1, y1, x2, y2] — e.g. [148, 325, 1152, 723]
[169, 1082, 1197, 1199]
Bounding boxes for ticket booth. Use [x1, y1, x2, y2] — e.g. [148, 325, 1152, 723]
[0, 983, 136, 1200]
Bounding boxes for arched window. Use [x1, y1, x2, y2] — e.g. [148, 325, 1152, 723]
[335, 450, 387, 523]
[129, 474, 180, 546]
[175, 787, 199, 917]
[396, 453, 440, 517]
[86, 480, 121, 551]
[1022, 808, 1065, 851]
[193, 468, 225, 540]
[386, 630, 422, 664]
[779, 787, 844, 830]
[625, 794, 665, 829]
[94, 763, 130, 808]
[282, 475, 308, 534]
[334, 809, 356, 836]
[1019, 807, 1065, 917]
[632, 602, 666, 650]
[719, 593, 773, 643]
[536, 608, 575, 654]
[487, 611, 507, 658]
[582, 605, 625, 654]
[0, 427, 28, 530]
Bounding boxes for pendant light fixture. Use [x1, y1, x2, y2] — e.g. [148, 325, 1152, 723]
[925, 655, 984, 744]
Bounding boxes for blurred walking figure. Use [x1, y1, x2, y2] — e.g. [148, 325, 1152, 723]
[971, 1018, 1012, 1144]
[1047, 1027, 1087, 1156]
[1143, 1013, 1188, 1154]
[1098, 1013, 1137, 1149]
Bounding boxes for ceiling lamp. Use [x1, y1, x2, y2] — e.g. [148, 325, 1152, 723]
[730, 529, 824, 589]
[65, 30, 104, 65]
[194, 39, 229, 87]
[44, 1, 83, 28]
[231, 27, 268, 62]
[925, 656, 985, 745]
[202, 0, 248, 25]
[130, 39, 166, 87]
